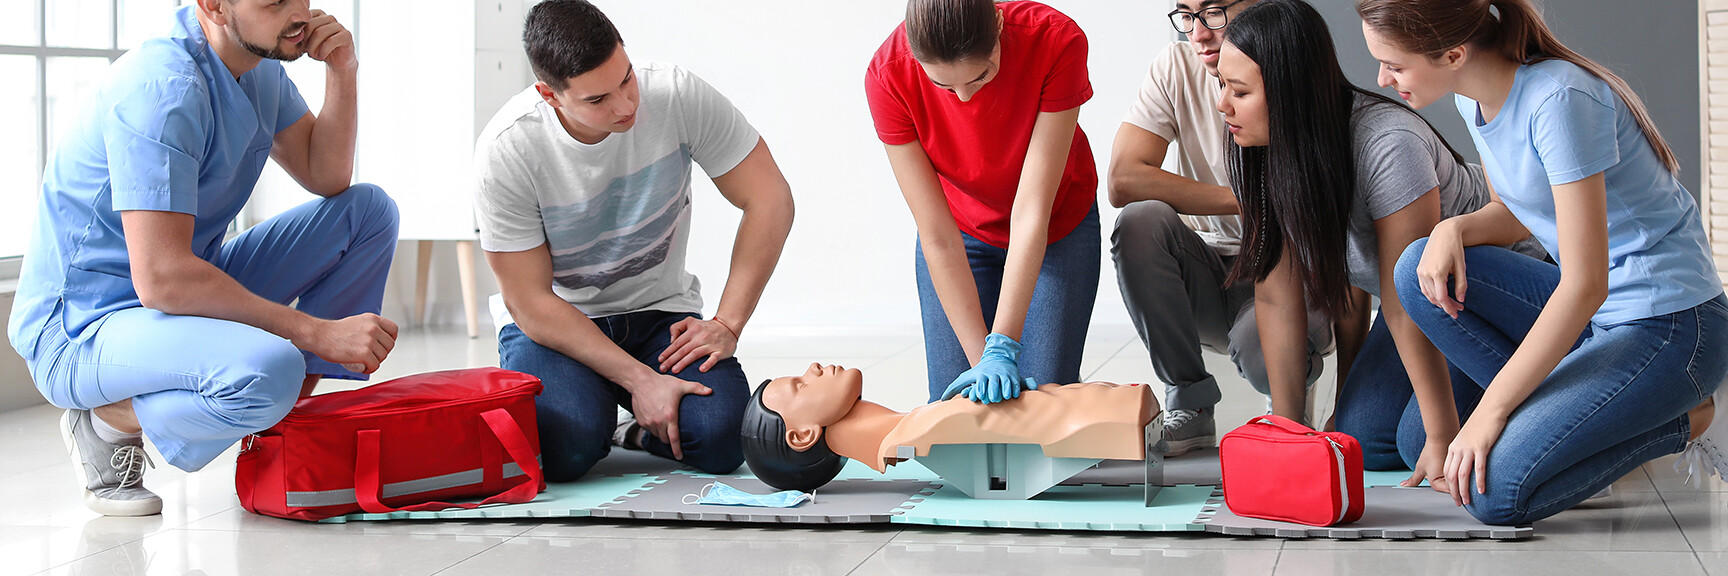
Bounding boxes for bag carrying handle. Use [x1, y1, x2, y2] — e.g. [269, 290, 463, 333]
[1248, 414, 1319, 436]
[354, 408, 544, 514]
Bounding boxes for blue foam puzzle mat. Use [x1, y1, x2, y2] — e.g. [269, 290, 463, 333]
[891, 483, 1217, 531]
[307, 450, 1529, 538]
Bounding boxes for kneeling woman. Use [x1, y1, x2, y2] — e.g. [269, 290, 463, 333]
[866, 0, 1100, 404]
[1359, 0, 1728, 524]
[1214, 0, 1542, 484]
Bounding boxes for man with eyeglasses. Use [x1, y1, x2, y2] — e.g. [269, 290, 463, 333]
[1108, 0, 1336, 454]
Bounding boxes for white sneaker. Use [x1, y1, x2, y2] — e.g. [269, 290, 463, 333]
[61, 410, 161, 516]
[1677, 392, 1728, 488]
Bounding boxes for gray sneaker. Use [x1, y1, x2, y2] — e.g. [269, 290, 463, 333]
[1162, 408, 1216, 458]
[60, 410, 161, 516]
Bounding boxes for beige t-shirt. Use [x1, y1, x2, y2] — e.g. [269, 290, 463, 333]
[1122, 42, 1242, 255]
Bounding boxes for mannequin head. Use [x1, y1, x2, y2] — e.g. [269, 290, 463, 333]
[740, 364, 861, 491]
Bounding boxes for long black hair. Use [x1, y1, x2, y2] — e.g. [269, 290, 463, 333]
[1223, 0, 1463, 319]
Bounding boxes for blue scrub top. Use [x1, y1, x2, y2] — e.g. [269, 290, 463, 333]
[1456, 60, 1722, 325]
[7, 6, 309, 359]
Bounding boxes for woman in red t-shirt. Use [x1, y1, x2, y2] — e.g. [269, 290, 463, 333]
[865, 0, 1099, 405]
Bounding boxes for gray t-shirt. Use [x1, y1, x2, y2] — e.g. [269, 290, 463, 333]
[1344, 94, 1542, 297]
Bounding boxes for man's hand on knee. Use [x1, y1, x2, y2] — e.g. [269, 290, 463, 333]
[295, 313, 399, 374]
[658, 317, 739, 374]
[628, 373, 712, 460]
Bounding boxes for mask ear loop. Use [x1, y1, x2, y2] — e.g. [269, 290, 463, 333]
[681, 482, 718, 505]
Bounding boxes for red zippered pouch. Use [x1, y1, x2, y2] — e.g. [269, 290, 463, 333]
[1218, 415, 1365, 527]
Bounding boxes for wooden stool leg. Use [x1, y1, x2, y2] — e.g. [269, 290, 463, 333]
[414, 240, 433, 326]
[457, 240, 480, 339]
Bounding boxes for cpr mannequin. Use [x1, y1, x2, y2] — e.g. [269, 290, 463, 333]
[741, 363, 1161, 496]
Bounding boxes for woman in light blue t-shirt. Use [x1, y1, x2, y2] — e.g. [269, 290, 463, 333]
[1359, 0, 1728, 525]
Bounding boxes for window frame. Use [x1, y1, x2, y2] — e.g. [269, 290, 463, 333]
[0, 0, 139, 272]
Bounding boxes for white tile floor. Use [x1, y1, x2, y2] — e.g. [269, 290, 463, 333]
[3, 323, 1727, 575]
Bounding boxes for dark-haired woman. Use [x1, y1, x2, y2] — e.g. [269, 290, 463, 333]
[1213, 0, 1545, 486]
[865, 0, 1099, 404]
[1358, 0, 1728, 524]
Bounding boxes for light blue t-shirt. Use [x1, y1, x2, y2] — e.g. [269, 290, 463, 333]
[1456, 60, 1721, 325]
[6, 6, 309, 360]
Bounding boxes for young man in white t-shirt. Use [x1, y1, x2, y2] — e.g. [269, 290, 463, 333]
[1108, 0, 1337, 454]
[474, 0, 794, 481]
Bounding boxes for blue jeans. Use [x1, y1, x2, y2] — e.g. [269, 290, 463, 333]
[498, 311, 749, 482]
[24, 184, 398, 471]
[1395, 240, 1728, 525]
[1333, 311, 1483, 470]
[916, 205, 1101, 402]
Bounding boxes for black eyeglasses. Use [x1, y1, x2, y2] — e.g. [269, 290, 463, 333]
[1167, 0, 1247, 34]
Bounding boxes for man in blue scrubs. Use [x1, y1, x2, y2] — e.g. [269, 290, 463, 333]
[6, 0, 399, 516]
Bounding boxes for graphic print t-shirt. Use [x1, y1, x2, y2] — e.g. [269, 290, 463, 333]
[474, 63, 759, 327]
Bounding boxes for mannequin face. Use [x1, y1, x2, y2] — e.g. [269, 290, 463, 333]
[761, 363, 865, 441]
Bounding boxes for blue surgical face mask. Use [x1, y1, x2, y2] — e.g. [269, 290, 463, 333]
[682, 481, 814, 508]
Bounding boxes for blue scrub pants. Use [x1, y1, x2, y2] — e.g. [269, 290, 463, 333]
[25, 184, 398, 472]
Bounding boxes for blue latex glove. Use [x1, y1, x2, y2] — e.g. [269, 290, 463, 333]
[939, 333, 1037, 404]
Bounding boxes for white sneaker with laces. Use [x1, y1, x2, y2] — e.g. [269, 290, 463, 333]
[61, 409, 161, 516]
[1677, 392, 1728, 488]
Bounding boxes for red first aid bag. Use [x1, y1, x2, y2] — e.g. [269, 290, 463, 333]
[1218, 415, 1365, 527]
[236, 368, 546, 521]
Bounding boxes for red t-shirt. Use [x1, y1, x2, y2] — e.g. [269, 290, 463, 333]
[865, 0, 1097, 249]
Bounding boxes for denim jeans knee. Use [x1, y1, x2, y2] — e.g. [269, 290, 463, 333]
[498, 324, 617, 482]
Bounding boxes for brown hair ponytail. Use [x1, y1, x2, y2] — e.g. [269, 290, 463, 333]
[1357, 0, 1680, 174]
[905, 0, 1000, 64]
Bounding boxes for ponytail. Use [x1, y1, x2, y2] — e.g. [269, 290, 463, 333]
[1488, 0, 1678, 174]
[905, 0, 1000, 64]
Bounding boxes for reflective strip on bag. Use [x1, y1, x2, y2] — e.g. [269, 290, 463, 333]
[284, 460, 537, 508]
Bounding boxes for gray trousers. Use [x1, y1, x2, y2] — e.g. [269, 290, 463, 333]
[1110, 201, 1332, 412]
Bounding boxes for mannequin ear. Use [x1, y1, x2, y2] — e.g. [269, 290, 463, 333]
[785, 424, 824, 452]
